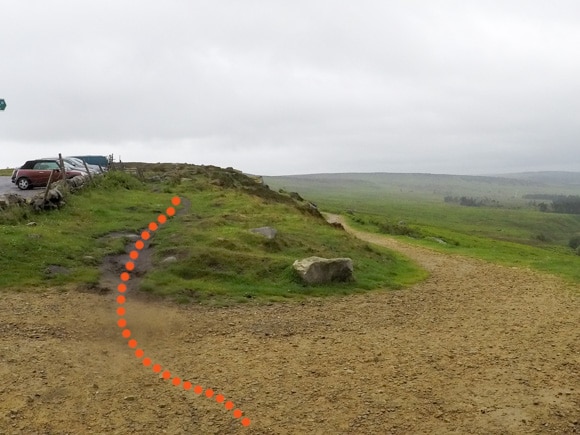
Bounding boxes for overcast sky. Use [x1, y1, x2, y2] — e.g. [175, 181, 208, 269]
[2, 1, 579, 175]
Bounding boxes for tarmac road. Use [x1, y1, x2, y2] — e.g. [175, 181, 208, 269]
[0, 176, 43, 199]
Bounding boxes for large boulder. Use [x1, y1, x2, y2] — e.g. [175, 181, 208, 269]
[293, 256, 354, 285]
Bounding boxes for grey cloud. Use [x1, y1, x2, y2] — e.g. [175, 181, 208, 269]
[2, 1, 579, 174]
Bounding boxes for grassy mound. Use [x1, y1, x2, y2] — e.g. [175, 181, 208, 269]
[0, 165, 426, 303]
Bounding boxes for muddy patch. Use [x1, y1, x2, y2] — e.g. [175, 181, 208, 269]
[95, 196, 191, 296]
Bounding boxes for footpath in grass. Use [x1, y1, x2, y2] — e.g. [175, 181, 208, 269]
[266, 175, 580, 285]
[344, 213, 580, 285]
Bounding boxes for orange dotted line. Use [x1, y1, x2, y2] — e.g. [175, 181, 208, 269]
[116, 196, 251, 427]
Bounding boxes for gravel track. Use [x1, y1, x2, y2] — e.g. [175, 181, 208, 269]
[0, 218, 578, 433]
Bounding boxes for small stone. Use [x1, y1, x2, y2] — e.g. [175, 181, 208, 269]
[124, 395, 136, 401]
[250, 226, 277, 239]
[161, 256, 177, 263]
[44, 265, 70, 276]
[26, 222, 37, 226]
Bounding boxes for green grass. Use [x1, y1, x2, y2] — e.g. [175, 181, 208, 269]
[0, 167, 427, 304]
[266, 174, 580, 284]
[347, 216, 580, 283]
[141, 180, 426, 304]
[0, 172, 175, 289]
[0, 168, 13, 176]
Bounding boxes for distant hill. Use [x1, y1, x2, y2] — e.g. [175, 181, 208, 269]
[264, 171, 580, 203]
[495, 171, 580, 187]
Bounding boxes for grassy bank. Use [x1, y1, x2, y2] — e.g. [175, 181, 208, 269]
[0, 172, 174, 289]
[0, 166, 426, 303]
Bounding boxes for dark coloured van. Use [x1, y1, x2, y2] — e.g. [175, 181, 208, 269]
[73, 155, 109, 169]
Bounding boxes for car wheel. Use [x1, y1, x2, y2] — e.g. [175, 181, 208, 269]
[16, 177, 31, 190]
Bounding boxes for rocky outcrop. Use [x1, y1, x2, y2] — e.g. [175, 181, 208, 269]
[293, 256, 354, 285]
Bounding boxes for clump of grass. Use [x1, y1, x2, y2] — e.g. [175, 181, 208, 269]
[96, 170, 144, 190]
[376, 220, 421, 237]
[569, 235, 580, 250]
[0, 204, 34, 225]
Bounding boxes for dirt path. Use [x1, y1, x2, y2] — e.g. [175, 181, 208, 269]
[1, 218, 579, 434]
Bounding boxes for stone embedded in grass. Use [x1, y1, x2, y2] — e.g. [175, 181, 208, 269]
[44, 265, 71, 276]
[427, 237, 447, 245]
[293, 256, 354, 285]
[250, 226, 278, 240]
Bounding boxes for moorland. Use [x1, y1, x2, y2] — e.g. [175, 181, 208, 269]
[1, 165, 578, 434]
[266, 171, 580, 284]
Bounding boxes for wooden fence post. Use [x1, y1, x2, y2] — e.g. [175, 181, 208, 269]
[42, 170, 55, 205]
[82, 160, 95, 185]
[58, 153, 66, 179]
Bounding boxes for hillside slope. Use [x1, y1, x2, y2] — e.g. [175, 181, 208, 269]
[0, 164, 426, 303]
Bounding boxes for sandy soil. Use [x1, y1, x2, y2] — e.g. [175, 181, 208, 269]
[1, 218, 579, 434]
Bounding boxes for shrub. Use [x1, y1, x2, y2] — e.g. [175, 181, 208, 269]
[569, 235, 580, 250]
[535, 233, 550, 242]
[0, 204, 32, 225]
[99, 171, 143, 190]
[378, 221, 420, 237]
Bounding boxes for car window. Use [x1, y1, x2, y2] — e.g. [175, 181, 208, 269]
[33, 162, 60, 170]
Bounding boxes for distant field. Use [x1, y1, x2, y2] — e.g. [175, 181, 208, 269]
[265, 172, 580, 283]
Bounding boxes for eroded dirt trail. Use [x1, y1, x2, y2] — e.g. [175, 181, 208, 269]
[1, 220, 579, 434]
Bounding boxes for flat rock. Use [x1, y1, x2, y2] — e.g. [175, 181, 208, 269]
[44, 265, 71, 276]
[250, 226, 277, 239]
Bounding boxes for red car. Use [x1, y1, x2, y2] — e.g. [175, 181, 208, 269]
[12, 159, 84, 190]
